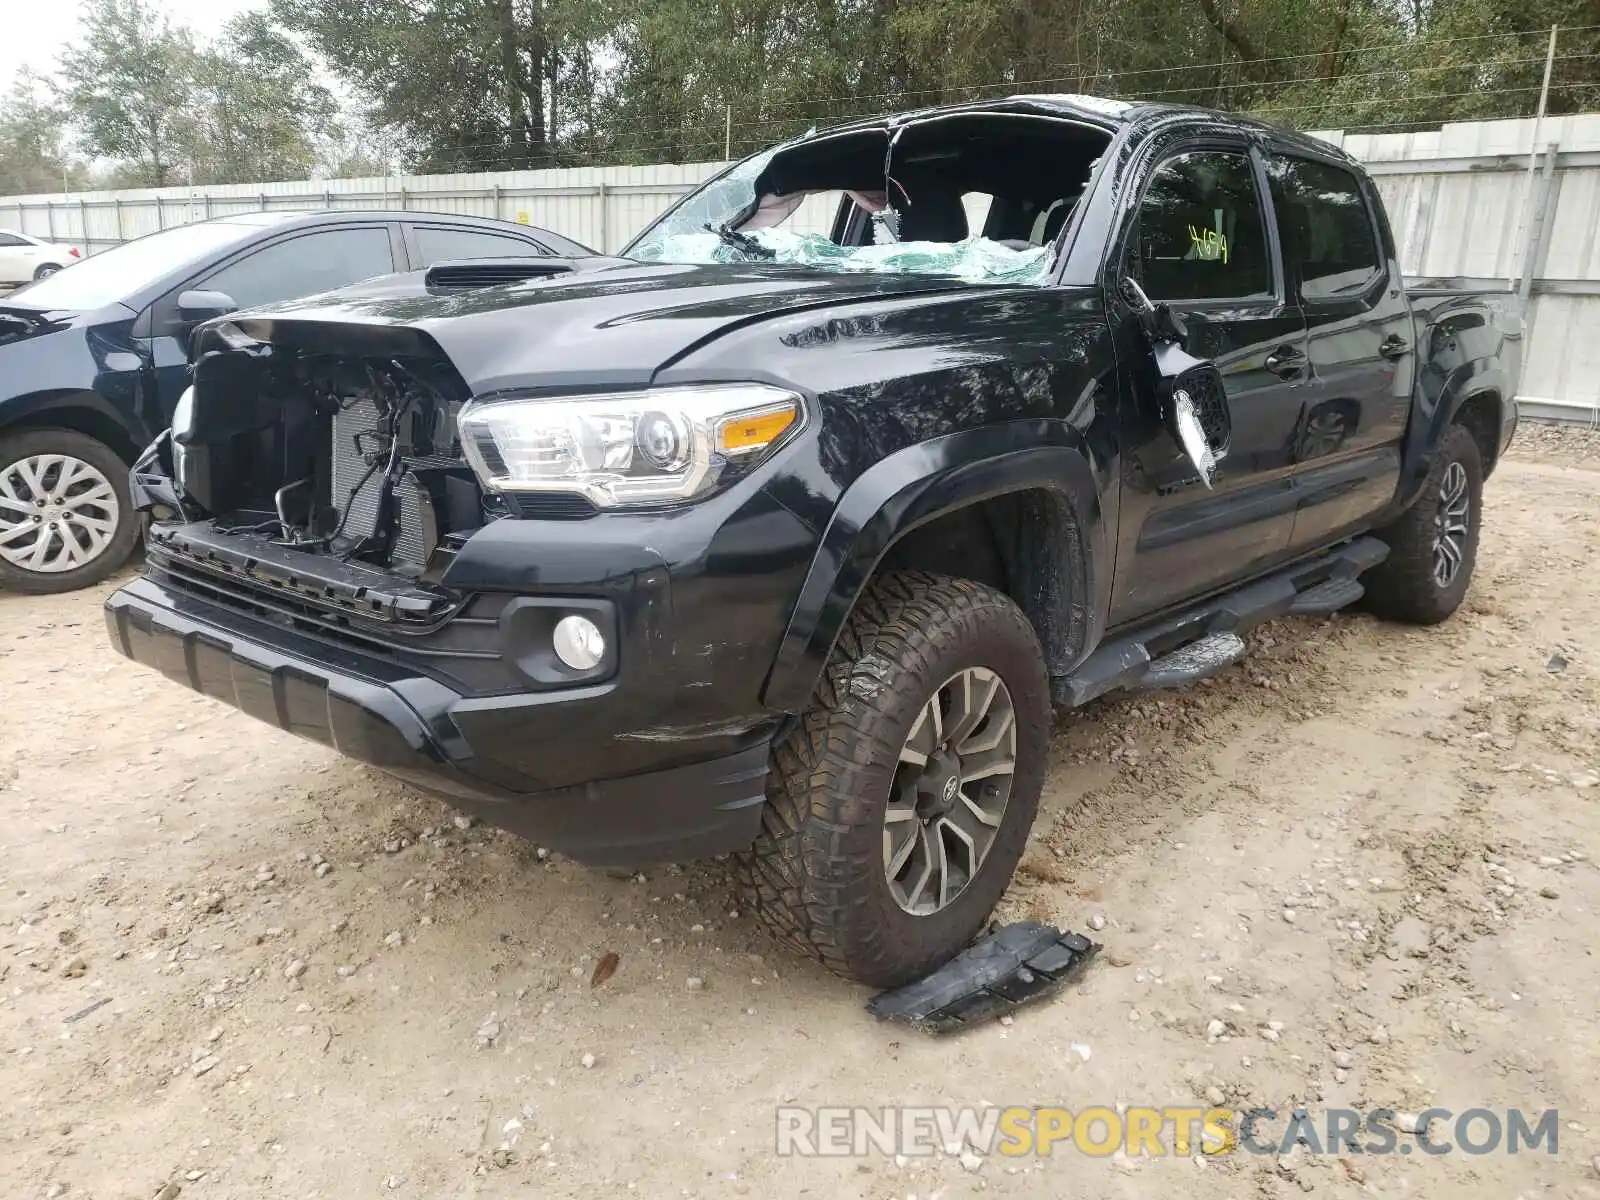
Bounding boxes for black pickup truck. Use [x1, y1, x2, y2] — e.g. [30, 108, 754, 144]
[105, 96, 1517, 987]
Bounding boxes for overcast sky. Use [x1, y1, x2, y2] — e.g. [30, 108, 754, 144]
[0, 0, 267, 90]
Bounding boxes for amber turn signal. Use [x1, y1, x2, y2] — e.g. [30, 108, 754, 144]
[716, 403, 799, 455]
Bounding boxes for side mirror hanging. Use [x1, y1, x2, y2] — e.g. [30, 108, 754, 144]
[1121, 276, 1230, 489]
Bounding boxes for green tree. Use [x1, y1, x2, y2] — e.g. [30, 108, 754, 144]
[272, 0, 608, 171]
[0, 71, 86, 195]
[60, 0, 198, 187]
[187, 11, 338, 184]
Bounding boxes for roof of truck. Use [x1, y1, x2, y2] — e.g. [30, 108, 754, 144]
[802, 92, 1353, 165]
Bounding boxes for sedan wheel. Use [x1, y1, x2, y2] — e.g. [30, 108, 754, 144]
[0, 452, 122, 574]
[0, 430, 138, 594]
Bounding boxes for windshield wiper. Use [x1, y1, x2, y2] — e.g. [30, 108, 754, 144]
[705, 222, 775, 260]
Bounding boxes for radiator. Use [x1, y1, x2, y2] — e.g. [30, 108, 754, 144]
[331, 396, 454, 570]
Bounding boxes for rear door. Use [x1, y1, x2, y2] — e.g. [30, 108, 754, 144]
[1109, 140, 1310, 625]
[1265, 151, 1413, 549]
[403, 223, 554, 268]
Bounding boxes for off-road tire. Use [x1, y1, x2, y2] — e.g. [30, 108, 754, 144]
[1362, 422, 1483, 625]
[738, 570, 1051, 988]
[0, 429, 138, 595]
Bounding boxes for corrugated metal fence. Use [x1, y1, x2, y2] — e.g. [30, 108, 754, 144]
[3, 112, 1598, 420]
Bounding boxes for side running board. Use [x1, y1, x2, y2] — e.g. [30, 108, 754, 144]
[1054, 536, 1388, 707]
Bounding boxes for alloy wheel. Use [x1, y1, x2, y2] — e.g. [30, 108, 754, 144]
[884, 666, 1018, 916]
[0, 453, 122, 574]
[1431, 460, 1470, 588]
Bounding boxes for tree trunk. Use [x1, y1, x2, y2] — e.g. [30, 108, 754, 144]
[491, 0, 533, 168]
[1193, 0, 1263, 71]
[1317, 0, 1353, 81]
[148, 114, 169, 188]
[871, 0, 910, 99]
[526, 1, 548, 164]
[548, 46, 560, 157]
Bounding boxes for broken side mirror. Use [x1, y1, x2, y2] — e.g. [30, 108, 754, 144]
[1121, 276, 1187, 345]
[1121, 276, 1231, 489]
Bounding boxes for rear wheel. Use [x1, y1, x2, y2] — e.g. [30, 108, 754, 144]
[739, 571, 1050, 988]
[1363, 422, 1483, 624]
[0, 430, 138, 594]
[32, 263, 62, 280]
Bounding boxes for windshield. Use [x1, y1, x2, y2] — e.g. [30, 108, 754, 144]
[626, 148, 780, 263]
[625, 114, 1108, 286]
[10, 221, 255, 310]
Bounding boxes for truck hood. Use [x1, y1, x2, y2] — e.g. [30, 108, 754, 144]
[211, 260, 991, 393]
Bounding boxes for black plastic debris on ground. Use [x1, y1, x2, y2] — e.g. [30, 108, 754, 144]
[866, 922, 1099, 1034]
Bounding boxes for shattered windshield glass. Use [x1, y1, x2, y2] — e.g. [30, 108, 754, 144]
[626, 149, 777, 262]
[631, 227, 1054, 286]
[624, 137, 1056, 286]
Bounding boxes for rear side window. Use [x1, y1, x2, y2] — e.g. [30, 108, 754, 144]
[1133, 150, 1272, 302]
[0, 232, 27, 247]
[413, 226, 547, 265]
[200, 227, 396, 309]
[1267, 156, 1382, 300]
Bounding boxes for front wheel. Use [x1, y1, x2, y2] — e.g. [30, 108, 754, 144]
[1362, 422, 1483, 625]
[739, 571, 1050, 988]
[0, 430, 138, 594]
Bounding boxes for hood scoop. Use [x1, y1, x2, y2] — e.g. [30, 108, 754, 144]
[424, 255, 631, 294]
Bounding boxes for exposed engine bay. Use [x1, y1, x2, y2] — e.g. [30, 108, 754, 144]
[170, 327, 493, 587]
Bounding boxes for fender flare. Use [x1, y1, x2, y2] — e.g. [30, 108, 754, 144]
[1396, 359, 1508, 510]
[760, 419, 1107, 713]
[0, 388, 148, 458]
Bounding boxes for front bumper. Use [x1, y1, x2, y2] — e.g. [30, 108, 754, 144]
[104, 577, 773, 866]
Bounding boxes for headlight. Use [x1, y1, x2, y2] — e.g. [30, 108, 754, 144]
[456, 383, 803, 508]
[171, 386, 196, 440]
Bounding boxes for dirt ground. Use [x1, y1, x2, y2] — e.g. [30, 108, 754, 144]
[3, 427, 1599, 1200]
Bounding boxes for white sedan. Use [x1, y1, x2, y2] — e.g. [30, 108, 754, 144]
[0, 229, 81, 286]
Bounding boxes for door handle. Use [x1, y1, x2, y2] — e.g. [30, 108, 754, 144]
[1264, 345, 1305, 380]
[1379, 334, 1411, 361]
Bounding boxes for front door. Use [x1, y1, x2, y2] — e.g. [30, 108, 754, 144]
[140, 224, 402, 427]
[1109, 143, 1309, 626]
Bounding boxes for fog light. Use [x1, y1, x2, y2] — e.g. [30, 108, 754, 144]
[552, 614, 606, 671]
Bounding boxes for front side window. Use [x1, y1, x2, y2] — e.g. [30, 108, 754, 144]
[1133, 150, 1272, 301]
[1267, 155, 1382, 300]
[201, 227, 396, 309]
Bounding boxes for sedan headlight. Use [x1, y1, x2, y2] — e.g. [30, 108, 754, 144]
[457, 383, 803, 508]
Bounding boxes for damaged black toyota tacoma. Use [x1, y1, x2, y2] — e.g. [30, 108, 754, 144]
[106, 96, 1518, 987]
